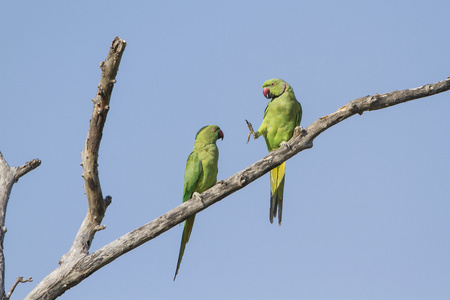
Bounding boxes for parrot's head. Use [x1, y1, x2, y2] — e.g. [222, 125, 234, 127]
[262, 78, 288, 99]
[195, 125, 224, 144]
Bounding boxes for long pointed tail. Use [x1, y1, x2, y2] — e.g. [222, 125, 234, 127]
[270, 162, 286, 225]
[174, 215, 196, 280]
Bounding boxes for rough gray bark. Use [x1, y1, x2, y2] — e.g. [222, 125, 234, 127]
[24, 66, 450, 298]
[0, 153, 40, 299]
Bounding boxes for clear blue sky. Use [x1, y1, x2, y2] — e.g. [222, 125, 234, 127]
[2, 1, 450, 299]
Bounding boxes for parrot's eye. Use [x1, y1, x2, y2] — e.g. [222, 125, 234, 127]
[271, 82, 275, 86]
[212, 127, 216, 132]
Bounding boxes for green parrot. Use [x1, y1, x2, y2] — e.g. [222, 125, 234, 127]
[247, 78, 302, 225]
[174, 125, 224, 280]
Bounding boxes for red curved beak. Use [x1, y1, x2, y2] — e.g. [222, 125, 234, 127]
[218, 130, 224, 140]
[262, 87, 270, 99]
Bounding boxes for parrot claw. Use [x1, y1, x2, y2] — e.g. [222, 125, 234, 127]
[294, 126, 304, 137]
[192, 192, 206, 205]
[280, 141, 292, 150]
[192, 192, 202, 200]
[246, 131, 252, 144]
[245, 120, 257, 143]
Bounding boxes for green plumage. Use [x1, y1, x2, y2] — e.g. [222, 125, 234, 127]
[255, 78, 302, 225]
[174, 125, 223, 280]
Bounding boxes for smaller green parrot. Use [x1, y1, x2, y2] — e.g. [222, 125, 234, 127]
[246, 78, 302, 225]
[174, 125, 224, 281]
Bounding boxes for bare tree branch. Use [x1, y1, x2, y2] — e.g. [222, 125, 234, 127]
[14, 159, 41, 182]
[0, 153, 40, 299]
[24, 36, 126, 300]
[60, 36, 125, 265]
[55, 78, 450, 272]
[4, 276, 32, 300]
[25, 72, 450, 299]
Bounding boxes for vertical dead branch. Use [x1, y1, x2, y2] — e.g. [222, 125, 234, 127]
[24, 36, 126, 300]
[60, 36, 125, 264]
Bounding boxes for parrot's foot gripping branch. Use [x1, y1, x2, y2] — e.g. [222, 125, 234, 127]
[192, 192, 202, 201]
[280, 141, 292, 150]
[216, 180, 227, 186]
[293, 126, 304, 137]
[192, 192, 207, 206]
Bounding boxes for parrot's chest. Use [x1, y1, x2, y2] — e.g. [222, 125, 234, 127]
[197, 146, 219, 189]
[265, 100, 296, 130]
[268, 98, 294, 116]
[263, 98, 299, 149]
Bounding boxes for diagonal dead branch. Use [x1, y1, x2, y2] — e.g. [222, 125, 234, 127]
[25, 76, 450, 300]
[74, 77, 450, 267]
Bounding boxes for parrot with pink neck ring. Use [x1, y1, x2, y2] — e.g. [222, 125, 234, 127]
[246, 78, 302, 225]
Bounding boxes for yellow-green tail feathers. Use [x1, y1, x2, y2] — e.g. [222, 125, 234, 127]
[174, 215, 196, 281]
[270, 162, 286, 225]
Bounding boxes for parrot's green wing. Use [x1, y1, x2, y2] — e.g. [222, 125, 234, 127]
[174, 151, 202, 281]
[182, 151, 202, 203]
[295, 99, 302, 127]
